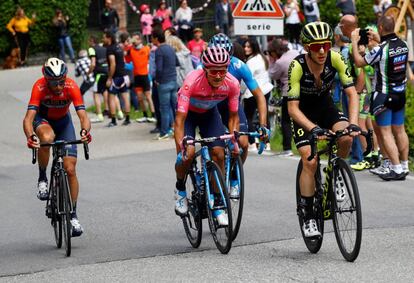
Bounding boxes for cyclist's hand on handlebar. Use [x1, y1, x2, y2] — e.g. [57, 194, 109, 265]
[80, 129, 92, 143]
[310, 126, 328, 140]
[258, 126, 270, 143]
[179, 136, 194, 160]
[27, 134, 40, 148]
[345, 123, 361, 137]
[230, 134, 240, 157]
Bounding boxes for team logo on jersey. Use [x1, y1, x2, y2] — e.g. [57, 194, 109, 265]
[393, 55, 407, 64]
[233, 61, 242, 69]
[184, 85, 189, 90]
[389, 46, 408, 57]
[218, 85, 228, 91]
[180, 95, 189, 102]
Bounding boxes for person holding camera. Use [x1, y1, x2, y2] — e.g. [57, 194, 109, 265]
[351, 15, 410, 180]
[53, 9, 75, 63]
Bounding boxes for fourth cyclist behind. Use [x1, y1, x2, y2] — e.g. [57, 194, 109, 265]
[287, 22, 361, 237]
[174, 46, 240, 226]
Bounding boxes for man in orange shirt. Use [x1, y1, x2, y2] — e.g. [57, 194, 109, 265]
[127, 33, 156, 123]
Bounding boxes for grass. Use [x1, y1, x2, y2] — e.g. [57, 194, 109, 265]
[86, 105, 146, 121]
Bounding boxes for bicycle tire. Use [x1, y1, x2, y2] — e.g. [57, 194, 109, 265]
[229, 156, 244, 241]
[182, 170, 203, 248]
[332, 158, 362, 262]
[296, 160, 324, 254]
[205, 161, 233, 254]
[60, 173, 72, 257]
[50, 175, 62, 248]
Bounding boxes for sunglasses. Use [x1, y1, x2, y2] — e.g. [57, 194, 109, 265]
[47, 79, 66, 87]
[308, 41, 332, 53]
[207, 69, 227, 77]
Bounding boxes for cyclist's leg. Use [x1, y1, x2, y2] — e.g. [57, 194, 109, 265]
[237, 105, 250, 163]
[324, 106, 351, 159]
[34, 117, 55, 175]
[390, 109, 409, 165]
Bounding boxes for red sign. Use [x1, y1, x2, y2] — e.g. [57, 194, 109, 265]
[232, 0, 284, 18]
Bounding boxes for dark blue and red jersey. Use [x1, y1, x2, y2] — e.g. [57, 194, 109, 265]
[28, 77, 85, 120]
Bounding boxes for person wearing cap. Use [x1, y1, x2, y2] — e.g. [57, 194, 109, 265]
[140, 4, 153, 44]
[268, 37, 299, 156]
[187, 28, 206, 59]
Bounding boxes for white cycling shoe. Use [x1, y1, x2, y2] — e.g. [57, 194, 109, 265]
[70, 216, 84, 237]
[303, 219, 321, 237]
[37, 181, 49, 201]
[214, 210, 229, 226]
[174, 190, 188, 216]
[229, 180, 240, 199]
[335, 175, 346, 202]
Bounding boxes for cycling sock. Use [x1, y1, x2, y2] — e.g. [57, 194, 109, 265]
[38, 166, 47, 183]
[71, 202, 77, 219]
[390, 164, 403, 174]
[151, 112, 155, 118]
[176, 179, 185, 191]
[126, 114, 130, 122]
[111, 117, 116, 124]
[300, 196, 314, 220]
[143, 111, 148, 118]
[401, 160, 409, 170]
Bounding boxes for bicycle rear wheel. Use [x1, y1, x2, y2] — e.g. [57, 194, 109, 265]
[50, 176, 62, 248]
[60, 174, 72, 257]
[332, 158, 362, 262]
[206, 161, 233, 254]
[182, 169, 202, 248]
[296, 160, 324, 254]
[229, 156, 244, 241]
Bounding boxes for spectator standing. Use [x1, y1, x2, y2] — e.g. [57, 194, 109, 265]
[52, 9, 75, 63]
[75, 50, 95, 95]
[140, 4, 153, 44]
[152, 29, 179, 140]
[242, 38, 273, 148]
[87, 35, 110, 123]
[187, 28, 206, 59]
[149, 43, 162, 133]
[268, 38, 299, 156]
[302, 0, 320, 23]
[175, 0, 193, 43]
[101, 0, 120, 34]
[128, 33, 156, 123]
[215, 0, 233, 36]
[6, 7, 36, 66]
[336, 0, 356, 16]
[167, 35, 194, 86]
[351, 16, 410, 180]
[155, 0, 173, 31]
[284, 0, 302, 48]
[103, 31, 131, 127]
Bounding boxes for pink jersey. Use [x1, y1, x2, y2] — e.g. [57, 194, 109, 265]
[140, 14, 153, 35]
[177, 69, 240, 114]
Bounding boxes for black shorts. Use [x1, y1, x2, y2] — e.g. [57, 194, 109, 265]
[134, 75, 150, 92]
[93, 73, 108, 94]
[292, 106, 348, 149]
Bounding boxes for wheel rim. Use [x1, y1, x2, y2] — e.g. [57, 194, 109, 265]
[333, 166, 360, 256]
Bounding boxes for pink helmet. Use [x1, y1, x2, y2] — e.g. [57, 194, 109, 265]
[140, 4, 149, 13]
[201, 46, 230, 69]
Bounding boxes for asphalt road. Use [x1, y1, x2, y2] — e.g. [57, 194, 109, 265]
[1, 67, 413, 282]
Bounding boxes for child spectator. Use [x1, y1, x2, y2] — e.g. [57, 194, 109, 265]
[140, 4, 153, 44]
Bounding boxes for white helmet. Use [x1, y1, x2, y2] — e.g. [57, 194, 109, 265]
[42, 57, 68, 80]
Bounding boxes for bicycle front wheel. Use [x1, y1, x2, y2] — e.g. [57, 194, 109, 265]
[60, 174, 72, 257]
[50, 176, 62, 248]
[182, 170, 202, 248]
[332, 158, 362, 262]
[229, 156, 244, 241]
[206, 161, 233, 254]
[296, 160, 324, 254]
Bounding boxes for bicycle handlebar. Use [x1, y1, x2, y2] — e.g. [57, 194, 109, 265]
[307, 129, 373, 161]
[31, 139, 89, 164]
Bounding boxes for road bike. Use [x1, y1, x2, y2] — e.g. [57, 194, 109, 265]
[225, 131, 266, 241]
[179, 134, 235, 254]
[32, 139, 89, 257]
[295, 130, 372, 262]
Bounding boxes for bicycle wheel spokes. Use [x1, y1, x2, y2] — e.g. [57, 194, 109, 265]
[206, 161, 232, 254]
[182, 171, 202, 248]
[332, 159, 362, 262]
[229, 156, 244, 241]
[51, 182, 62, 248]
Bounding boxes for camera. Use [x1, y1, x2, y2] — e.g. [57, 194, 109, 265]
[358, 29, 369, 45]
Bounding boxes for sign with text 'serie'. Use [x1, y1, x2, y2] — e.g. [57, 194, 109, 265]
[232, 0, 285, 35]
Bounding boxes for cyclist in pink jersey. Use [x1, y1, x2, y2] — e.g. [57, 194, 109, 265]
[174, 46, 240, 225]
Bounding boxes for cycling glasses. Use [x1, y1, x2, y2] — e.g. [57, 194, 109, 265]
[308, 41, 332, 53]
[207, 69, 227, 77]
[47, 79, 66, 87]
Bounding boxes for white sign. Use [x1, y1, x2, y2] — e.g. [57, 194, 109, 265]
[233, 18, 284, 35]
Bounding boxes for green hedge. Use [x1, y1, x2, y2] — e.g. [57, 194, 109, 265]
[406, 84, 414, 160]
[0, 0, 90, 57]
[318, 0, 377, 29]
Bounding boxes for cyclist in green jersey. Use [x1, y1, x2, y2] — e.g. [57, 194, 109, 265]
[288, 22, 361, 237]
